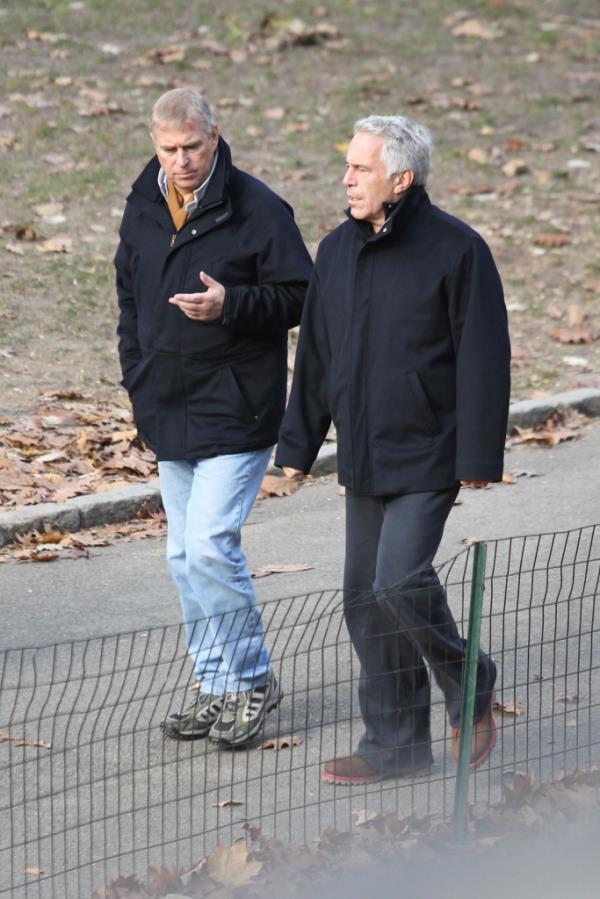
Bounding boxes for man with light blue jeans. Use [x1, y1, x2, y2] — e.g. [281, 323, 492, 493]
[115, 88, 311, 745]
[158, 449, 276, 744]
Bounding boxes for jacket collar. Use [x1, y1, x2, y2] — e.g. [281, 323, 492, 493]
[346, 184, 431, 242]
[126, 136, 233, 228]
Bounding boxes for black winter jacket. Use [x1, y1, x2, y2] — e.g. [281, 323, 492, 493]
[115, 138, 312, 461]
[275, 186, 511, 496]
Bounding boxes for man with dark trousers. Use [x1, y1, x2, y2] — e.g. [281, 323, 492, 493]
[115, 88, 312, 746]
[275, 115, 510, 784]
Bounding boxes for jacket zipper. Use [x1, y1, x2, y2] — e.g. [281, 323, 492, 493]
[170, 233, 176, 248]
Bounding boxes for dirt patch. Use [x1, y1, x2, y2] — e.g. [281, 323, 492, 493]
[1, 1, 599, 420]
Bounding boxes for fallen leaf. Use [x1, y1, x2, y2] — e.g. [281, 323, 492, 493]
[4, 242, 24, 255]
[258, 735, 302, 751]
[0, 731, 51, 749]
[142, 45, 186, 64]
[206, 841, 262, 888]
[451, 19, 502, 40]
[556, 691, 579, 704]
[214, 799, 244, 808]
[535, 232, 571, 248]
[467, 147, 490, 165]
[493, 699, 523, 716]
[352, 809, 380, 826]
[33, 202, 64, 218]
[149, 866, 183, 893]
[36, 236, 72, 254]
[502, 159, 529, 177]
[251, 563, 313, 579]
[15, 226, 39, 241]
[24, 868, 44, 876]
[30, 550, 60, 562]
[549, 325, 593, 344]
[259, 474, 302, 498]
[198, 39, 229, 56]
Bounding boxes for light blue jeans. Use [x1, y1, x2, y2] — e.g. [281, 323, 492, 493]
[158, 448, 272, 695]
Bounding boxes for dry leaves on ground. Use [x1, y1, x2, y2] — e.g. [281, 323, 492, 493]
[508, 412, 586, 447]
[0, 393, 156, 508]
[258, 473, 303, 499]
[92, 769, 600, 898]
[0, 509, 167, 563]
[493, 699, 523, 717]
[206, 841, 263, 888]
[258, 735, 302, 751]
[0, 730, 51, 749]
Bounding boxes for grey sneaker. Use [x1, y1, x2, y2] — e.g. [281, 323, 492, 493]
[208, 673, 283, 746]
[160, 690, 225, 740]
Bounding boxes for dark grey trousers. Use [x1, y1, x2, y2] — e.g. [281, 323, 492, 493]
[343, 487, 496, 774]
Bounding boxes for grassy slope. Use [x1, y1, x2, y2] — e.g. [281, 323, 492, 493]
[0, 0, 598, 417]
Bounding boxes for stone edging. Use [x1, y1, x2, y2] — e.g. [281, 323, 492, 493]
[1, 390, 598, 547]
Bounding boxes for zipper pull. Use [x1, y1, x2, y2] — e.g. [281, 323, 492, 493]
[170, 233, 176, 248]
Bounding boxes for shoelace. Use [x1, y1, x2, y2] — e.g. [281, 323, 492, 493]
[223, 685, 267, 715]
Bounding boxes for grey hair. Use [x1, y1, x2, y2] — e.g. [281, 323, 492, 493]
[150, 88, 215, 134]
[353, 115, 432, 185]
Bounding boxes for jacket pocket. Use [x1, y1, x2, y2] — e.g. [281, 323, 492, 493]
[406, 371, 440, 437]
[124, 356, 152, 394]
[225, 367, 258, 424]
[183, 363, 256, 426]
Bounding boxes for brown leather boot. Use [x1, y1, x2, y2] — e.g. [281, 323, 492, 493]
[322, 755, 388, 785]
[451, 697, 497, 769]
[322, 755, 430, 784]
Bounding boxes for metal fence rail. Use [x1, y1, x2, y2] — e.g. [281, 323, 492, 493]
[1, 524, 599, 898]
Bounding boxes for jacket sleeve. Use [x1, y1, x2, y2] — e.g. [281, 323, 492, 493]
[447, 236, 511, 482]
[274, 267, 332, 473]
[220, 204, 313, 332]
[114, 208, 142, 390]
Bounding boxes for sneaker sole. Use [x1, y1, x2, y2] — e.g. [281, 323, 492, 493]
[209, 691, 283, 747]
[160, 720, 215, 741]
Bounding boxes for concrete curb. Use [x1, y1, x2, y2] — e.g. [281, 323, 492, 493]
[1, 391, 598, 547]
[0, 442, 339, 548]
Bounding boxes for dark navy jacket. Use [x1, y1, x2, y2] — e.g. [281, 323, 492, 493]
[275, 185, 511, 496]
[115, 137, 312, 460]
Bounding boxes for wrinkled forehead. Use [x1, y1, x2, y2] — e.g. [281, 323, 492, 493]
[347, 131, 385, 166]
[152, 118, 214, 143]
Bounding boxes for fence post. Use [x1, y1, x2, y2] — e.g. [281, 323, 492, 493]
[453, 540, 487, 840]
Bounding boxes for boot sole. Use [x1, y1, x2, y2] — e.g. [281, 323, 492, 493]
[322, 765, 431, 785]
[209, 692, 284, 747]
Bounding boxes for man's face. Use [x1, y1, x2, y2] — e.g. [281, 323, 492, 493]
[152, 120, 219, 193]
[343, 131, 401, 229]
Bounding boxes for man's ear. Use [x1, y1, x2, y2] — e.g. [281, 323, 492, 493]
[392, 169, 415, 197]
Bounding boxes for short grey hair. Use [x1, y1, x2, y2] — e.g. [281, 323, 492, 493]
[353, 115, 432, 185]
[150, 88, 215, 134]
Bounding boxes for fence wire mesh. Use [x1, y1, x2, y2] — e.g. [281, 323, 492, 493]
[1, 524, 599, 897]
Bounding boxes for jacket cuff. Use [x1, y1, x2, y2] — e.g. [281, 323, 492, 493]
[274, 445, 314, 475]
[220, 287, 240, 325]
[456, 459, 504, 482]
